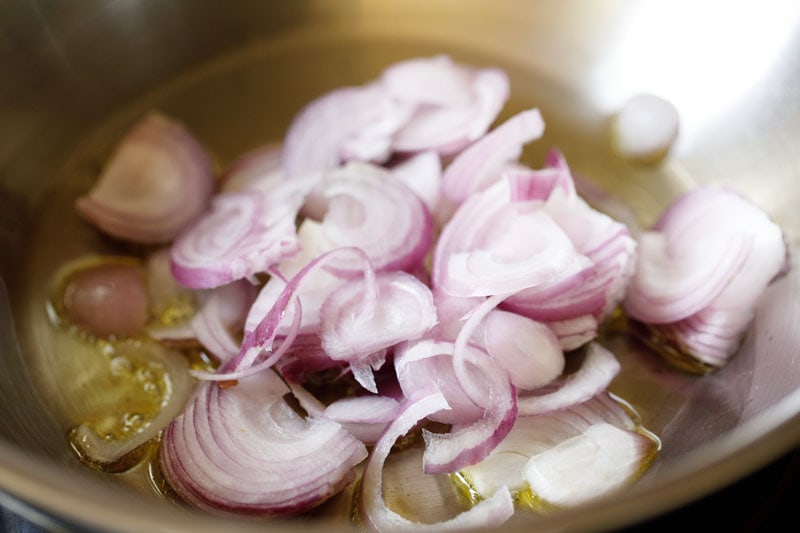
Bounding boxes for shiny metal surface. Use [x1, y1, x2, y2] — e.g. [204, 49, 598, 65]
[1, 1, 799, 531]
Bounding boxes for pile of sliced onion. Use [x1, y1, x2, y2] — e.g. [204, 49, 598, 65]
[67, 54, 789, 528]
[624, 185, 787, 369]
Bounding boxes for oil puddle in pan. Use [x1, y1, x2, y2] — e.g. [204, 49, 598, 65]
[15, 29, 710, 523]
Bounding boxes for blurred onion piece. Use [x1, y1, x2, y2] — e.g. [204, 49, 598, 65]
[75, 112, 214, 244]
[611, 93, 679, 163]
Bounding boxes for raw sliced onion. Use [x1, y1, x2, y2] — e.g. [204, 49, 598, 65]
[481, 309, 565, 391]
[612, 93, 679, 162]
[386, 56, 510, 155]
[315, 162, 434, 274]
[433, 178, 590, 298]
[170, 176, 314, 289]
[359, 389, 515, 532]
[322, 395, 400, 443]
[282, 84, 412, 179]
[75, 112, 214, 244]
[190, 279, 257, 362]
[320, 271, 437, 392]
[624, 186, 786, 367]
[517, 343, 621, 416]
[440, 109, 545, 203]
[523, 422, 655, 506]
[459, 393, 656, 499]
[160, 369, 368, 517]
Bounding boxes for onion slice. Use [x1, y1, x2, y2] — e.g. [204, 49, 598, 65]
[75, 112, 214, 244]
[441, 109, 545, 203]
[170, 176, 313, 289]
[359, 389, 514, 532]
[517, 343, 621, 416]
[160, 369, 367, 517]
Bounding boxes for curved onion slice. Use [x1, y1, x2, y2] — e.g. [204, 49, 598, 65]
[460, 393, 657, 504]
[433, 179, 589, 297]
[315, 162, 434, 274]
[386, 57, 510, 155]
[75, 112, 214, 244]
[482, 309, 565, 391]
[191, 279, 257, 362]
[624, 186, 786, 368]
[395, 339, 485, 425]
[160, 369, 367, 517]
[220, 143, 283, 193]
[282, 84, 411, 178]
[359, 390, 514, 532]
[517, 343, 621, 416]
[322, 395, 400, 444]
[391, 150, 443, 215]
[440, 109, 545, 203]
[421, 342, 518, 474]
[170, 176, 313, 289]
[524, 422, 654, 506]
[70, 340, 194, 472]
[320, 271, 437, 392]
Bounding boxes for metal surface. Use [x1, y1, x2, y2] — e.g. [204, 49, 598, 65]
[1, 0, 799, 531]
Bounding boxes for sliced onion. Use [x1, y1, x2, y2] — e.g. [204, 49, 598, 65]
[482, 309, 565, 391]
[359, 389, 515, 532]
[386, 56, 510, 155]
[160, 369, 367, 517]
[524, 422, 655, 506]
[75, 112, 214, 244]
[170, 176, 313, 289]
[433, 179, 590, 298]
[322, 395, 400, 443]
[320, 271, 437, 392]
[220, 143, 283, 193]
[624, 186, 786, 367]
[394, 339, 485, 425]
[517, 342, 621, 416]
[421, 341, 518, 474]
[612, 93, 679, 162]
[315, 162, 433, 274]
[390, 150, 443, 215]
[282, 84, 412, 179]
[459, 393, 655, 499]
[440, 109, 545, 203]
[191, 279, 257, 363]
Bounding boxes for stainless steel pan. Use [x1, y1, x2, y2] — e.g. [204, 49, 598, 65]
[2, 1, 799, 531]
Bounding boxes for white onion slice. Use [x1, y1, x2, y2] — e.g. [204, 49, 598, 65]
[160, 369, 367, 517]
[517, 343, 621, 416]
[75, 112, 215, 244]
[524, 422, 654, 506]
[612, 93, 679, 162]
[482, 309, 565, 390]
[359, 390, 515, 532]
[190, 279, 257, 363]
[282, 84, 411, 178]
[322, 395, 400, 443]
[460, 393, 655, 499]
